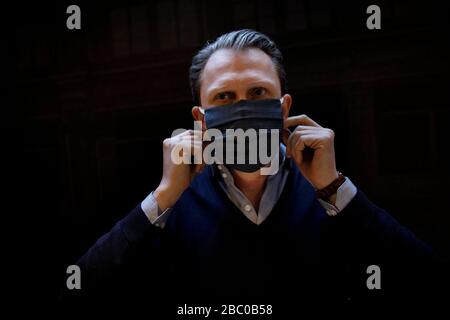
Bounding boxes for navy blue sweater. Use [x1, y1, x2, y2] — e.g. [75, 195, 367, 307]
[76, 160, 436, 309]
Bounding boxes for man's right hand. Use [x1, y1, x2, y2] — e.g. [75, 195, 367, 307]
[154, 129, 204, 212]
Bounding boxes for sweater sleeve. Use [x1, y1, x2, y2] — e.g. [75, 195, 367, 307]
[76, 204, 166, 293]
[327, 189, 445, 300]
[334, 189, 433, 259]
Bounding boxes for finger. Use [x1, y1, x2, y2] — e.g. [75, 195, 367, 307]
[192, 143, 203, 156]
[287, 130, 301, 159]
[181, 135, 200, 142]
[291, 134, 305, 166]
[291, 129, 325, 140]
[284, 114, 321, 129]
[176, 141, 203, 165]
[177, 129, 202, 140]
[292, 125, 323, 132]
[178, 140, 202, 156]
[282, 128, 291, 146]
[286, 130, 297, 158]
[181, 131, 203, 143]
[178, 129, 194, 137]
[301, 132, 332, 148]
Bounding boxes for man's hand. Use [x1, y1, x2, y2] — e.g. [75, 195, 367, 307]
[154, 129, 204, 212]
[282, 115, 338, 190]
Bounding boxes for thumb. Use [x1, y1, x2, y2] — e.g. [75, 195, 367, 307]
[282, 128, 291, 146]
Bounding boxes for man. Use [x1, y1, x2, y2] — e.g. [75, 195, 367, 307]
[76, 29, 436, 309]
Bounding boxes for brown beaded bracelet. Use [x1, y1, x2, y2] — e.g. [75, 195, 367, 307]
[315, 172, 346, 201]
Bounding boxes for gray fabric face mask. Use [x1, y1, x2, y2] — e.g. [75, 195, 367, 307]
[202, 98, 284, 173]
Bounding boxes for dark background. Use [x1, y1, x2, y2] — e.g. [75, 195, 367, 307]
[9, 0, 450, 300]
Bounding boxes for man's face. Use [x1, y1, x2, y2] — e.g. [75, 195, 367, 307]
[191, 47, 292, 174]
[199, 48, 283, 107]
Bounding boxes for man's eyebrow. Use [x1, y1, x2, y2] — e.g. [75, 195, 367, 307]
[208, 85, 232, 95]
[246, 80, 277, 88]
[207, 80, 277, 97]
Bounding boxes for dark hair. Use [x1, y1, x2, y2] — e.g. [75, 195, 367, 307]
[189, 29, 287, 105]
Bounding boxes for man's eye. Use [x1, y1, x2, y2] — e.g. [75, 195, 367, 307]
[215, 92, 233, 101]
[250, 87, 267, 97]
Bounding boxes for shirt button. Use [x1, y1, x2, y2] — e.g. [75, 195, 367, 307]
[327, 209, 337, 216]
[222, 173, 227, 179]
[155, 223, 160, 228]
[244, 204, 252, 212]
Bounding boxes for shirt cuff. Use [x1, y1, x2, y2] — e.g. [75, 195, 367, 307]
[317, 177, 357, 216]
[141, 191, 172, 228]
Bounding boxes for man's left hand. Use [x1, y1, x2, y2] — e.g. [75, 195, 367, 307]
[282, 114, 339, 190]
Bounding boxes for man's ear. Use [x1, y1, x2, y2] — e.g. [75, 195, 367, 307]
[281, 94, 292, 119]
[192, 106, 206, 130]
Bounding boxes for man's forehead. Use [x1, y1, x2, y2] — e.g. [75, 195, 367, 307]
[201, 48, 278, 87]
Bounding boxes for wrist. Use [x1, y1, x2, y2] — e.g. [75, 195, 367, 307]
[315, 172, 345, 202]
[154, 185, 176, 211]
[314, 171, 339, 190]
